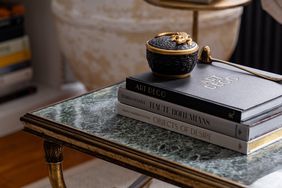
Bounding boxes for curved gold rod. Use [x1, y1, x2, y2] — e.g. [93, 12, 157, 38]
[198, 46, 282, 82]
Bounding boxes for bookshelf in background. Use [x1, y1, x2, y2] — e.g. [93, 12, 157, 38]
[0, 0, 85, 137]
[0, 2, 36, 104]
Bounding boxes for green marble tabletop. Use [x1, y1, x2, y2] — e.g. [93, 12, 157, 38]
[33, 84, 282, 188]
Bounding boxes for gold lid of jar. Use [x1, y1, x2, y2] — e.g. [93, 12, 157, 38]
[146, 32, 199, 55]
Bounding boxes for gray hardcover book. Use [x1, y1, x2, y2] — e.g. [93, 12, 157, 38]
[118, 86, 282, 141]
[126, 62, 282, 122]
[117, 102, 282, 154]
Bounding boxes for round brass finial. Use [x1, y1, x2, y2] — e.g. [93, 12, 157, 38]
[198, 46, 212, 64]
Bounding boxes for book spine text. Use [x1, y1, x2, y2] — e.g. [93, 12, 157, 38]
[118, 87, 244, 139]
[117, 102, 248, 154]
[126, 78, 242, 122]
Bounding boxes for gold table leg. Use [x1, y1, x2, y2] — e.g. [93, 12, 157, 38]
[192, 10, 199, 43]
[44, 141, 66, 188]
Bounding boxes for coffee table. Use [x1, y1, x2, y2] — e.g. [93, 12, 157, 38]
[21, 83, 282, 188]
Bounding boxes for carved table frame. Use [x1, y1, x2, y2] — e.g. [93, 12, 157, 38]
[21, 103, 245, 188]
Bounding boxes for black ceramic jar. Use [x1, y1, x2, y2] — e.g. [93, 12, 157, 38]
[146, 32, 199, 78]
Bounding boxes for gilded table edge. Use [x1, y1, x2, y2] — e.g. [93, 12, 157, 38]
[20, 113, 246, 188]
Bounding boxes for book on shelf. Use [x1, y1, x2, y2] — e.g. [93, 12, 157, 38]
[0, 67, 33, 89]
[126, 62, 282, 122]
[0, 15, 24, 28]
[118, 86, 282, 141]
[0, 35, 30, 57]
[0, 81, 30, 96]
[0, 2, 34, 103]
[0, 83, 36, 104]
[0, 48, 31, 68]
[0, 3, 25, 43]
[0, 60, 30, 75]
[117, 102, 282, 154]
[0, 23, 24, 43]
[0, 2, 25, 27]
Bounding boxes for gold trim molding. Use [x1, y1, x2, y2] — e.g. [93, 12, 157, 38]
[146, 41, 199, 55]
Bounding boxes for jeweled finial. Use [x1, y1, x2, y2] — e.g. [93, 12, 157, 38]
[156, 32, 192, 45]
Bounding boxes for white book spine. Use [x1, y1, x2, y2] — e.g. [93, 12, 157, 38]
[117, 102, 248, 154]
[118, 87, 247, 139]
[0, 35, 30, 57]
[0, 68, 33, 89]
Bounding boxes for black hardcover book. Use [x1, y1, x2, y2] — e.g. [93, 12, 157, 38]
[0, 16, 24, 28]
[0, 24, 24, 43]
[0, 84, 36, 104]
[126, 62, 282, 122]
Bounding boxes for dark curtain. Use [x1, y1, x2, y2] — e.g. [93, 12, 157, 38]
[231, 0, 282, 74]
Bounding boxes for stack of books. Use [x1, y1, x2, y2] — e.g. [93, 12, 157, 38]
[0, 2, 36, 104]
[117, 62, 282, 154]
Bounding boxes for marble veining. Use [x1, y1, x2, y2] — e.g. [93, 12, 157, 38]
[33, 84, 282, 186]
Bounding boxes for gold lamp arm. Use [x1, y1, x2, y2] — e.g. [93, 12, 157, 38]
[198, 46, 282, 82]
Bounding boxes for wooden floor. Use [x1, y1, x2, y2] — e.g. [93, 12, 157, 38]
[0, 131, 92, 188]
